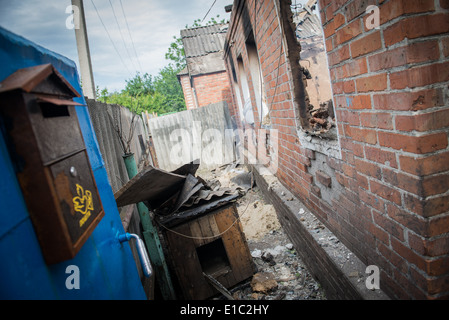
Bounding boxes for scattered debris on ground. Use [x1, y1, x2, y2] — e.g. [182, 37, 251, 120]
[197, 164, 327, 300]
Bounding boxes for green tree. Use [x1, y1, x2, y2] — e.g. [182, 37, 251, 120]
[98, 68, 186, 115]
[153, 65, 185, 113]
[124, 72, 154, 97]
[165, 36, 186, 71]
[98, 16, 227, 116]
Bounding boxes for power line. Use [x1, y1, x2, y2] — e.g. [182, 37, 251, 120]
[119, 0, 143, 73]
[90, 0, 132, 76]
[108, 0, 138, 73]
[202, 0, 218, 23]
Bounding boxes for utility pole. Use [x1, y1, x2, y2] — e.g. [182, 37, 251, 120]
[71, 0, 96, 100]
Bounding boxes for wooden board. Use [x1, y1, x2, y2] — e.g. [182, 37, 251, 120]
[114, 166, 186, 208]
[165, 223, 215, 300]
[189, 214, 220, 247]
[164, 204, 255, 300]
[214, 205, 255, 286]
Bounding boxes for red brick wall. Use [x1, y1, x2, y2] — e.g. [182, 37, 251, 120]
[225, 0, 449, 299]
[322, 0, 449, 299]
[179, 71, 234, 111]
[179, 74, 196, 110]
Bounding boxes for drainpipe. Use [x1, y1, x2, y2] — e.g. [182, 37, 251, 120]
[192, 86, 200, 109]
[122, 153, 176, 300]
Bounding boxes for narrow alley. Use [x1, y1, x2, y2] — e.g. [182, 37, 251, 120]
[1, 0, 449, 304]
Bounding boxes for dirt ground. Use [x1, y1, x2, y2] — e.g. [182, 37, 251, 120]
[197, 164, 327, 300]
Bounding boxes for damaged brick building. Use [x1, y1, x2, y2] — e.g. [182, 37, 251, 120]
[223, 0, 449, 299]
[178, 23, 234, 110]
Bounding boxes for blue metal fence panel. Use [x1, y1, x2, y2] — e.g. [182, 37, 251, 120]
[0, 26, 146, 300]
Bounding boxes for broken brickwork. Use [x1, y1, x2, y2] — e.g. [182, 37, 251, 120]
[224, 0, 449, 299]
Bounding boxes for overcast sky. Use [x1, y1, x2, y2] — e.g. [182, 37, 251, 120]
[0, 0, 231, 92]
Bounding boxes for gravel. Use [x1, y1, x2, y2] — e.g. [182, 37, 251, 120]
[229, 228, 327, 300]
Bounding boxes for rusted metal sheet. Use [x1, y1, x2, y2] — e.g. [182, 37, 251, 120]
[0, 64, 53, 93]
[36, 95, 83, 106]
[0, 63, 80, 97]
[50, 151, 104, 245]
[26, 94, 86, 165]
[0, 64, 103, 264]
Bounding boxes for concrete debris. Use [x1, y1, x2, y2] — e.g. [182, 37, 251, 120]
[261, 252, 276, 266]
[251, 249, 262, 258]
[264, 245, 287, 257]
[251, 272, 278, 293]
[230, 171, 254, 191]
[228, 229, 326, 300]
[308, 100, 335, 134]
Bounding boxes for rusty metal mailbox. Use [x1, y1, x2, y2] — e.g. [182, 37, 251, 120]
[0, 64, 104, 264]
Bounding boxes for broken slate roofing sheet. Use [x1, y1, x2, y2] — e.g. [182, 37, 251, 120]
[295, 13, 322, 39]
[114, 161, 243, 222]
[180, 23, 227, 58]
[292, 0, 322, 39]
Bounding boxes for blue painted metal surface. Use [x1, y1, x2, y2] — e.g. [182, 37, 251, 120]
[0, 27, 146, 300]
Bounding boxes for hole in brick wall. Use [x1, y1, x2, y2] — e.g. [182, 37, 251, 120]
[265, 131, 271, 156]
[285, 1, 337, 139]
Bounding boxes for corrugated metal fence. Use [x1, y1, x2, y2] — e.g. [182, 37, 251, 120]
[143, 101, 237, 172]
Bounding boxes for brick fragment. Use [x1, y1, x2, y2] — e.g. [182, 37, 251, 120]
[316, 170, 332, 187]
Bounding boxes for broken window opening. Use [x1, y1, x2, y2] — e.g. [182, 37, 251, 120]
[228, 54, 245, 125]
[237, 56, 255, 126]
[284, 0, 337, 140]
[246, 31, 270, 127]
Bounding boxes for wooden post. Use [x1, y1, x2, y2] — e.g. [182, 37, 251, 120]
[71, 0, 96, 99]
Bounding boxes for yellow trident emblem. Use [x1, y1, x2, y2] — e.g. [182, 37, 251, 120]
[73, 184, 94, 227]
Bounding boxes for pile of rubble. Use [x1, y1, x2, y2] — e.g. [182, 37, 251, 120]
[308, 99, 335, 135]
[230, 228, 327, 300]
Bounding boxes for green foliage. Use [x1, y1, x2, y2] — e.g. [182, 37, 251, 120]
[98, 66, 186, 115]
[165, 36, 186, 71]
[98, 16, 227, 116]
[124, 72, 154, 97]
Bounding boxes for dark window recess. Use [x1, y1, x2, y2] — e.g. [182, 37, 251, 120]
[228, 53, 238, 83]
[40, 103, 70, 118]
[196, 239, 231, 277]
[265, 131, 271, 156]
